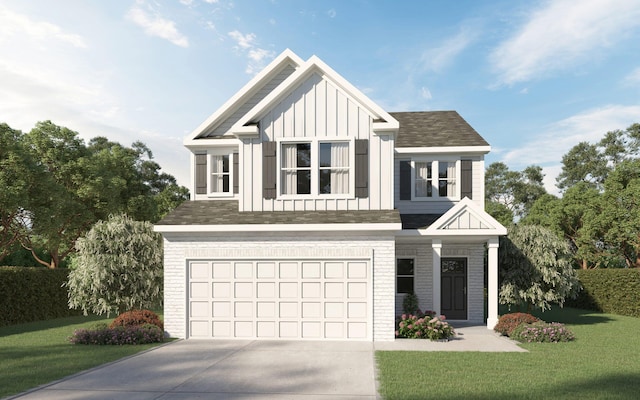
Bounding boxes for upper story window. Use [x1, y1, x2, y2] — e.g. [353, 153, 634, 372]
[279, 140, 352, 197]
[194, 149, 237, 197]
[412, 160, 458, 200]
[210, 154, 230, 194]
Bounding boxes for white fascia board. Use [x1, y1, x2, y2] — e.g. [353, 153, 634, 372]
[232, 54, 399, 132]
[154, 223, 402, 233]
[183, 49, 303, 145]
[395, 146, 491, 155]
[231, 125, 259, 138]
[185, 138, 242, 150]
[395, 229, 506, 239]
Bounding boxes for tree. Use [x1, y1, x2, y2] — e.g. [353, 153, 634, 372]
[498, 224, 581, 311]
[0, 124, 39, 262]
[557, 123, 640, 191]
[485, 162, 547, 222]
[6, 121, 188, 268]
[581, 159, 640, 268]
[523, 184, 600, 269]
[66, 214, 163, 316]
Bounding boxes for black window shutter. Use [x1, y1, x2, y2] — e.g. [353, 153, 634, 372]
[232, 152, 239, 194]
[399, 160, 411, 200]
[355, 139, 369, 198]
[195, 153, 207, 194]
[262, 142, 277, 199]
[461, 159, 473, 199]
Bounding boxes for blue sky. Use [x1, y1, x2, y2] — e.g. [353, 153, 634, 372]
[1, 0, 639, 195]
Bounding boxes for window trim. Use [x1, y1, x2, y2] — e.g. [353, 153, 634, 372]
[396, 257, 416, 295]
[206, 148, 234, 198]
[276, 137, 355, 199]
[410, 158, 460, 201]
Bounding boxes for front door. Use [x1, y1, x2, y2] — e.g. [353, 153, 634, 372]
[441, 258, 467, 320]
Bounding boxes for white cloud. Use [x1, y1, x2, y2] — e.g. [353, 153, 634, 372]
[327, 9, 337, 18]
[420, 27, 475, 73]
[126, 6, 189, 47]
[421, 87, 433, 100]
[228, 30, 275, 74]
[624, 67, 640, 85]
[0, 5, 86, 48]
[501, 104, 640, 194]
[490, 0, 640, 85]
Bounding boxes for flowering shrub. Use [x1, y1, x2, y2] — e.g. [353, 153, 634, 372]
[109, 309, 163, 330]
[494, 313, 540, 336]
[510, 322, 575, 343]
[396, 312, 455, 341]
[70, 323, 164, 345]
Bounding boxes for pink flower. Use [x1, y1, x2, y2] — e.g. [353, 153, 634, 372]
[439, 315, 446, 321]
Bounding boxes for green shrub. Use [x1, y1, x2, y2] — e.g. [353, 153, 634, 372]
[396, 313, 455, 341]
[0, 267, 81, 327]
[567, 269, 640, 317]
[494, 312, 540, 336]
[402, 292, 420, 315]
[69, 323, 164, 345]
[511, 322, 575, 343]
[109, 309, 163, 330]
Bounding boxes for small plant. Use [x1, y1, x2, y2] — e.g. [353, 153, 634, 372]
[396, 313, 455, 341]
[109, 309, 163, 330]
[69, 323, 164, 345]
[510, 322, 575, 343]
[494, 312, 540, 336]
[402, 292, 420, 315]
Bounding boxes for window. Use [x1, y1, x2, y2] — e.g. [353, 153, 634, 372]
[281, 143, 311, 195]
[280, 140, 351, 196]
[396, 258, 415, 294]
[210, 154, 230, 194]
[319, 142, 349, 194]
[412, 160, 458, 199]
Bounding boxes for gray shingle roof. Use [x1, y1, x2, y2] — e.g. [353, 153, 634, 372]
[400, 214, 442, 230]
[390, 111, 489, 148]
[157, 200, 401, 226]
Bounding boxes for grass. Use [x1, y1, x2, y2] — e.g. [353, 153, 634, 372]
[0, 314, 166, 398]
[376, 307, 640, 400]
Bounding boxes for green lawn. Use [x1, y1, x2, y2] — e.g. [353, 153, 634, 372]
[0, 314, 166, 398]
[376, 307, 640, 400]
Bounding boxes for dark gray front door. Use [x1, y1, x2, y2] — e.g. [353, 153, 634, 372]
[441, 258, 467, 320]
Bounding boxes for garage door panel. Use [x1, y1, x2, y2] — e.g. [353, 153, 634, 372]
[188, 259, 370, 340]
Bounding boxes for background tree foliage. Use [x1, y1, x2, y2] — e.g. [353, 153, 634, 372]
[0, 120, 188, 268]
[522, 123, 640, 269]
[66, 214, 163, 316]
[499, 224, 581, 311]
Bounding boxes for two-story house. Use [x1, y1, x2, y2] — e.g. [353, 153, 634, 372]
[155, 49, 506, 342]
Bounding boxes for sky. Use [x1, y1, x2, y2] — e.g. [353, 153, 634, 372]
[1, 0, 639, 195]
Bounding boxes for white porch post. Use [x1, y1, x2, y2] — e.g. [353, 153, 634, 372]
[432, 239, 442, 316]
[487, 237, 499, 329]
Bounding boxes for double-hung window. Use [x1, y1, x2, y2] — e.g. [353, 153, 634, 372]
[396, 258, 415, 294]
[280, 140, 351, 197]
[412, 160, 458, 200]
[210, 154, 230, 194]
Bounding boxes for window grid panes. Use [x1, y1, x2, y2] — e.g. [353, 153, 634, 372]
[413, 160, 457, 199]
[210, 154, 230, 193]
[396, 258, 415, 294]
[319, 142, 350, 195]
[414, 162, 432, 198]
[281, 143, 311, 195]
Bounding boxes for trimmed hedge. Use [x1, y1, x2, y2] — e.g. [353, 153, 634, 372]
[567, 269, 640, 317]
[0, 267, 81, 326]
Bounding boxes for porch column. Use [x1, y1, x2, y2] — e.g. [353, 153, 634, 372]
[487, 237, 499, 329]
[432, 239, 442, 316]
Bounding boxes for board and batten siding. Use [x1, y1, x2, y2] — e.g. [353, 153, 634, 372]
[394, 156, 485, 215]
[239, 72, 394, 212]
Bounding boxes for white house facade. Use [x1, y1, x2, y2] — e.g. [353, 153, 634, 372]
[155, 49, 506, 342]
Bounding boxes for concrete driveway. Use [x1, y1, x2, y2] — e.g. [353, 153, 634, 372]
[12, 340, 378, 400]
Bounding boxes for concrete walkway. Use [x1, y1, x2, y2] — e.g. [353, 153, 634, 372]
[10, 327, 524, 400]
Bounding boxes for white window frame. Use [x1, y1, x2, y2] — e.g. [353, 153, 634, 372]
[410, 158, 460, 201]
[207, 148, 234, 198]
[276, 137, 355, 199]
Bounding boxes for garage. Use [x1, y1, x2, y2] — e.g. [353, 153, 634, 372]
[187, 258, 371, 340]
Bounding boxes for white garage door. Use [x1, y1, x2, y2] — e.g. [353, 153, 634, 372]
[187, 259, 371, 340]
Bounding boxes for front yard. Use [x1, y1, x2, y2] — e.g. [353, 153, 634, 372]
[377, 307, 640, 399]
[0, 314, 165, 398]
